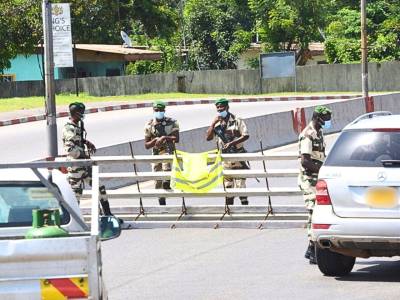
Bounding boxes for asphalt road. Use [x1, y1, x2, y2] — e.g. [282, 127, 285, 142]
[102, 228, 400, 300]
[0, 99, 343, 162]
[100, 134, 400, 300]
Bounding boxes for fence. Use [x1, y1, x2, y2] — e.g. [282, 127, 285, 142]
[80, 152, 307, 229]
[2, 61, 400, 98]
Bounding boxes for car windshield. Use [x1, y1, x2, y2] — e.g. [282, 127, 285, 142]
[0, 182, 70, 227]
[325, 130, 400, 167]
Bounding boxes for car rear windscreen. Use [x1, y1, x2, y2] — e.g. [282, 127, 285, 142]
[325, 130, 400, 167]
[0, 182, 70, 227]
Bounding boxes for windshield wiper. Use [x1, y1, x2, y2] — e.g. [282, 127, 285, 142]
[381, 160, 400, 167]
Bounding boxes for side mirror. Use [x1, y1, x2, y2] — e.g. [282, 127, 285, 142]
[99, 216, 121, 241]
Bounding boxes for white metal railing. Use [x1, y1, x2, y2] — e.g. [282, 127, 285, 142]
[82, 152, 305, 229]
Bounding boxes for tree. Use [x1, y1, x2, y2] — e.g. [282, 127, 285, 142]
[183, 0, 254, 70]
[0, 0, 178, 72]
[324, 0, 400, 63]
[249, 0, 328, 57]
[0, 0, 42, 71]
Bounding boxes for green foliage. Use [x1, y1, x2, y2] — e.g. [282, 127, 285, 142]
[2, 0, 400, 73]
[0, 0, 41, 71]
[249, 0, 328, 52]
[184, 0, 253, 70]
[325, 0, 400, 63]
[0, 0, 179, 71]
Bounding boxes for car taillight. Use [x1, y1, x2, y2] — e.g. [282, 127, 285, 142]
[312, 224, 331, 229]
[316, 180, 331, 205]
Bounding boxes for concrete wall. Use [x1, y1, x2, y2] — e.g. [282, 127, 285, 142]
[96, 92, 400, 189]
[0, 78, 81, 98]
[2, 61, 400, 98]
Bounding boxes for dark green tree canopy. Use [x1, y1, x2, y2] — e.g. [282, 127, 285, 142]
[2, 0, 400, 73]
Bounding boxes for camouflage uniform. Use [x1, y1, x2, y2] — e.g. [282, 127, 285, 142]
[144, 117, 180, 191]
[298, 121, 326, 237]
[62, 120, 91, 200]
[214, 113, 249, 204]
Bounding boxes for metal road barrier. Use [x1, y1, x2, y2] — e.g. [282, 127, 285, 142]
[79, 153, 308, 229]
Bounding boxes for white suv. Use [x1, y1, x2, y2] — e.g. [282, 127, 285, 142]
[312, 111, 400, 276]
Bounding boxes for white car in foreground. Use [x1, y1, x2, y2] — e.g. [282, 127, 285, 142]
[312, 111, 400, 276]
[0, 163, 120, 299]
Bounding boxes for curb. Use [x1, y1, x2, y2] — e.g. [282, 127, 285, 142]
[0, 95, 360, 127]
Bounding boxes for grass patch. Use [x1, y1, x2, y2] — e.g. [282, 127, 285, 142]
[0, 91, 364, 113]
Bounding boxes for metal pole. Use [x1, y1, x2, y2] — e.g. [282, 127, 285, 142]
[361, 0, 369, 98]
[73, 43, 79, 97]
[259, 54, 263, 94]
[42, 0, 58, 158]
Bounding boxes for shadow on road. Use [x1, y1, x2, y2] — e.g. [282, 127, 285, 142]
[335, 260, 400, 283]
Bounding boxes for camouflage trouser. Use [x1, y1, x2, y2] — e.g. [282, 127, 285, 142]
[67, 165, 92, 202]
[224, 161, 247, 205]
[298, 173, 317, 239]
[153, 162, 172, 190]
[67, 165, 112, 215]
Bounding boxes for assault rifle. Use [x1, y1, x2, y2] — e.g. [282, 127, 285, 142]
[213, 124, 250, 170]
[154, 122, 176, 154]
[79, 120, 90, 159]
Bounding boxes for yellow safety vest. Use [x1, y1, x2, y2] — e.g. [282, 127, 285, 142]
[171, 150, 224, 193]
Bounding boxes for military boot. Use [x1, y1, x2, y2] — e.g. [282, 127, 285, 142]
[158, 197, 166, 206]
[225, 197, 234, 205]
[304, 241, 313, 259]
[99, 186, 124, 224]
[240, 197, 248, 205]
[305, 241, 317, 264]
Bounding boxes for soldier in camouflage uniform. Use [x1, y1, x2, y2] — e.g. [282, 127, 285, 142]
[298, 105, 332, 264]
[62, 102, 114, 217]
[144, 101, 180, 205]
[206, 98, 250, 205]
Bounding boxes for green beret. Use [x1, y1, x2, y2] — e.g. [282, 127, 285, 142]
[69, 102, 86, 114]
[314, 105, 332, 115]
[153, 100, 166, 109]
[215, 98, 229, 106]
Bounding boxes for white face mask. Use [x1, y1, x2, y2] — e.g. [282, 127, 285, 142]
[154, 111, 165, 120]
[322, 120, 332, 130]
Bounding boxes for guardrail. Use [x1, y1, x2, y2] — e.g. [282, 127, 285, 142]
[79, 152, 306, 229]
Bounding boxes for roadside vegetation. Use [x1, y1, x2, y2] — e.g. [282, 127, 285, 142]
[1, 1, 399, 74]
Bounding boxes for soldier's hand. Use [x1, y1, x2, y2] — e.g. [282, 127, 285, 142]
[223, 142, 233, 150]
[212, 116, 221, 125]
[155, 136, 166, 147]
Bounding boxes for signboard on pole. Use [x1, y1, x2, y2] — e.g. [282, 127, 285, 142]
[259, 51, 297, 92]
[260, 52, 296, 79]
[51, 3, 73, 68]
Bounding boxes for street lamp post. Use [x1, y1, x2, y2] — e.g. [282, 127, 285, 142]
[42, 0, 58, 158]
[361, 0, 369, 99]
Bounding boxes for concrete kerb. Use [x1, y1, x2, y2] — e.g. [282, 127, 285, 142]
[0, 94, 359, 127]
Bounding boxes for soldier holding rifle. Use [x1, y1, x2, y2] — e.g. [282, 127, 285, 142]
[144, 101, 180, 205]
[206, 98, 250, 205]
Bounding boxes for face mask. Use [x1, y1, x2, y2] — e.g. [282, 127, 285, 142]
[218, 110, 228, 118]
[322, 120, 332, 130]
[154, 111, 165, 120]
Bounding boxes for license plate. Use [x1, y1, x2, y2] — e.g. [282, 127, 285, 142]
[366, 187, 398, 209]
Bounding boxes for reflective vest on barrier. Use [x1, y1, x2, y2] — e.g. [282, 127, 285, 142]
[171, 150, 224, 193]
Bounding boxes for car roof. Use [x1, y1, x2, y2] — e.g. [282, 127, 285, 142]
[344, 114, 400, 131]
